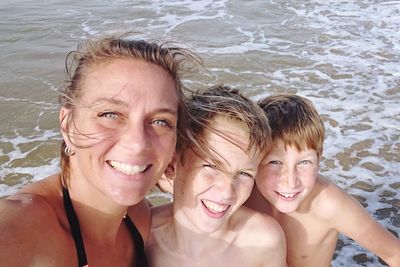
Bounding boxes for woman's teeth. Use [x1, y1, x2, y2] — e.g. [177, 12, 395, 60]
[108, 160, 147, 175]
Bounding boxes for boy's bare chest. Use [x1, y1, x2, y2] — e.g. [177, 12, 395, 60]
[147, 242, 261, 267]
[278, 214, 339, 267]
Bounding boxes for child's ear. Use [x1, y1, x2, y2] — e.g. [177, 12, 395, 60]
[164, 154, 177, 180]
[156, 155, 177, 194]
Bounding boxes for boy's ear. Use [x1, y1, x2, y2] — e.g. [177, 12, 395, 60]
[156, 154, 177, 194]
[164, 153, 177, 180]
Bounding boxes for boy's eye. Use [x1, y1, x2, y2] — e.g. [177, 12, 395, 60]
[203, 163, 217, 169]
[98, 112, 119, 119]
[298, 160, 312, 165]
[239, 171, 254, 179]
[269, 160, 282, 165]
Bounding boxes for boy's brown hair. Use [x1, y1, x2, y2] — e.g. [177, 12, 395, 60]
[179, 85, 272, 166]
[257, 94, 325, 157]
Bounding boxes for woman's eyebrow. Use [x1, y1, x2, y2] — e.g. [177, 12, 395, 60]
[90, 97, 128, 107]
[156, 108, 178, 116]
[89, 98, 178, 116]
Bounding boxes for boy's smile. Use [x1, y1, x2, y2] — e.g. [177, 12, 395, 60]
[174, 116, 261, 233]
[276, 191, 299, 200]
[201, 199, 231, 218]
[255, 138, 318, 213]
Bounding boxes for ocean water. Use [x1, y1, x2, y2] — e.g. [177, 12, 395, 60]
[0, 0, 399, 266]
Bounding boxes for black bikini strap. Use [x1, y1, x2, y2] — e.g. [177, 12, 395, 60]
[63, 187, 88, 267]
[123, 215, 149, 267]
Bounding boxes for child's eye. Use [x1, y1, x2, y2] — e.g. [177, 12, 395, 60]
[98, 112, 119, 119]
[298, 160, 312, 165]
[203, 163, 217, 169]
[269, 160, 282, 165]
[239, 171, 254, 179]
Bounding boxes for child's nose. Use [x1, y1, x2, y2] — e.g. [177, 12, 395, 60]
[214, 173, 235, 199]
[283, 168, 299, 188]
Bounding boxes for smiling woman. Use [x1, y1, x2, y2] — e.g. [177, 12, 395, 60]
[0, 33, 201, 267]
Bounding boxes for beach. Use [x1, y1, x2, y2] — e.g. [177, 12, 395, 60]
[0, 1, 399, 266]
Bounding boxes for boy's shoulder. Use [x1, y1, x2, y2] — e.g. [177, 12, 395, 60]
[232, 206, 285, 247]
[231, 206, 287, 265]
[305, 174, 353, 221]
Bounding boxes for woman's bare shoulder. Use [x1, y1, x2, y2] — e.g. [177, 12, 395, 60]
[0, 181, 69, 265]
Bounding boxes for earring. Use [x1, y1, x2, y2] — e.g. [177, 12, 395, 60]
[64, 146, 75, 156]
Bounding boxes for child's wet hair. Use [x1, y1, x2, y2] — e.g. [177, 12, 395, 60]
[258, 94, 325, 157]
[179, 84, 272, 166]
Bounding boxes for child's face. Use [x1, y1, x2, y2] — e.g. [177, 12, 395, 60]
[255, 138, 318, 214]
[174, 117, 262, 233]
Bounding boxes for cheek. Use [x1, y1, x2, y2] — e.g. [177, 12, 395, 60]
[69, 117, 119, 148]
[156, 133, 177, 155]
[299, 166, 318, 184]
[256, 168, 279, 187]
[238, 179, 255, 198]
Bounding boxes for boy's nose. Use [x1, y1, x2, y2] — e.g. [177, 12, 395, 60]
[283, 169, 299, 188]
[215, 174, 235, 199]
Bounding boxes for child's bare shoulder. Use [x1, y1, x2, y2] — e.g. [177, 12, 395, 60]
[309, 175, 354, 220]
[234, 206, 285, 247]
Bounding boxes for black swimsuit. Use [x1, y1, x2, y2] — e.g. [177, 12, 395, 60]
[62, 187, 148, 267]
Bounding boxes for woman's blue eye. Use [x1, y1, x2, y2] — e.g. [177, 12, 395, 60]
[153, 119, 169, 126]
[98, 112, 118, 119]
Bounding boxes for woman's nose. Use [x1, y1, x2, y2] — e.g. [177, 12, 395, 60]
[119, 122, 149, 153]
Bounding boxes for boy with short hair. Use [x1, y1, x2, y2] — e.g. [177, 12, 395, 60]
[146, 85, 287, 267]
[245, 94, 400, 267]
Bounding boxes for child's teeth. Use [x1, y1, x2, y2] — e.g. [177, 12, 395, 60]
[202, 200, 228, 213]
[279, 192, 296, 198]
[109, 160, 147, 175]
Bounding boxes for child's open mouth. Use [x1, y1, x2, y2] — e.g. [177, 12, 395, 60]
[201, 199, 230, 218]
[276, 191, 298, 200]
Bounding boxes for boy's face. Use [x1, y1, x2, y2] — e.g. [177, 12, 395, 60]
[173, 117, 262, 234]
[255, 138, 318, 214]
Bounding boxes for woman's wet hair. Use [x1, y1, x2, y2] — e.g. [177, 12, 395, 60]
[59, 33, 202, 186]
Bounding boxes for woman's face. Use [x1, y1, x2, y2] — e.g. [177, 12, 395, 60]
[62, 58, 178, 207]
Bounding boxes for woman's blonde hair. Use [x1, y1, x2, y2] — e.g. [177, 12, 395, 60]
[59, 33, 201, 186]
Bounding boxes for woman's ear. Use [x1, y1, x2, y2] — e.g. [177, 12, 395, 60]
[59, 107, 73, 147]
